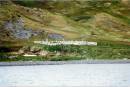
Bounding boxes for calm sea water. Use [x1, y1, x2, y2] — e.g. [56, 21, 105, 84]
[0, 64, 130, 86]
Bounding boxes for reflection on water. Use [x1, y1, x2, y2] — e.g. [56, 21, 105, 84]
[0, 64, 130, 86]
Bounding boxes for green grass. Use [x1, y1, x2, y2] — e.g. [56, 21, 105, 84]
[1, 41, 130, 62]
[1, 1, 130, 62]
[31, 41, 130, 59]
[107, 12, 130, 25]
[49, 56, 85, 61]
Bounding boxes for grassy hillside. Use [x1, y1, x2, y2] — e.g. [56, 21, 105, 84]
[1, 0, 130, 60]
[1, 1, 130, 42]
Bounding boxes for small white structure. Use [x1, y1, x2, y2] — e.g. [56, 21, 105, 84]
[23, 54, 37, 57]
[34, 41, 97, 46]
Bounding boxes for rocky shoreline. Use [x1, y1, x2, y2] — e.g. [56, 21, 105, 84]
[0, 59, 130, 66]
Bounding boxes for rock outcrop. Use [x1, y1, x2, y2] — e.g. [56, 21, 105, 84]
[4, 17, 42, 39]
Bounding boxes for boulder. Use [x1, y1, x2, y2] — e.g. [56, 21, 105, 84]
[38, 50, 48, 56]
[104, 3, 111, 7]
[8, 56, 17, 59]
[30, 46, 41, 53]
[18, 49, 24, 55]
[48, 33, 64, 40]
[56, 52, 61, 56]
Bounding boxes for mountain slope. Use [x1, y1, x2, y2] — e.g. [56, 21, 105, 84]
[0, 0, 130, 47]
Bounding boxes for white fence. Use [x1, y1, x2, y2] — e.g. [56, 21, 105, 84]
[34, 41, 97, 46]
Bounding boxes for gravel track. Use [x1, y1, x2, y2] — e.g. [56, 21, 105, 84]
[0, 59, 130, 66]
